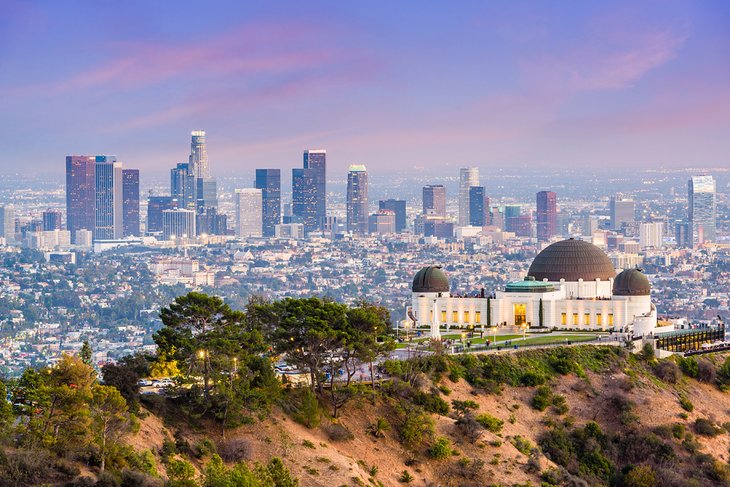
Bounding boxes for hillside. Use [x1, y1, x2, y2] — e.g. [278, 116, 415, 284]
[3, 344, 730, 486]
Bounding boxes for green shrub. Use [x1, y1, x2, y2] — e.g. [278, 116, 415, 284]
[521, 370, 547, 386]
[532, 385, 552, 411]
[511, 435, 533, 455]
[475, 413, 504, 433]
[672, 423, 685, 439]
[679, 357, 698, 378]
[552, 394, 569, 415]
[399, 470, 414, 483]
[302, 440, 316, 449]
[693, 418, 721, 437]
[623, 464, 657, 487]
[654, 361, 680, 383]
[428, 437, 452, 459]
[679, 394, 694, 412]
[399, 408, 435, 450]
[412, 391, 449, 416]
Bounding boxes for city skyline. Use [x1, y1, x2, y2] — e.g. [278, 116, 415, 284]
[1, 2, 729, 175]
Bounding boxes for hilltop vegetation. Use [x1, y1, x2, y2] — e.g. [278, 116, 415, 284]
[1, 292, 729, 486]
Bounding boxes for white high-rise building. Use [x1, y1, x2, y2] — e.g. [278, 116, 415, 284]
[458, 167, 479, 226]
[94, 157, 124, 240]
[162, 209, 196, 241]
[639, 222, 664, 249]
[0, 205, 15, 243]
[189, 130, 210, 179]
[688, 175, 716, 246]
[236, 189, 263, 238]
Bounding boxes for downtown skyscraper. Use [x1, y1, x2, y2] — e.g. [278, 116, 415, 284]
[458, 167, 479, 226]
[236, 189, 263, 238]
[346, 165, 368, 235]
[189, 130, 210, 178]
[292, 149, 326, 232]
[688, 175, 716, 246]
[94, 156, 123, 240]
[536, 190, 557, 241]
[255, 169, 281, 237]
[66, 155, 96, 243]
[122, 169, 140, 237]
[422, 185, 446, 217]
[469, 186, 488, 227]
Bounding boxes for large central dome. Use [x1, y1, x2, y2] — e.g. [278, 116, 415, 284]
[528, 238, 615, 282]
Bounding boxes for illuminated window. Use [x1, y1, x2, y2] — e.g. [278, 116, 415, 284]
[608, 313, 614, 326]
[584, 313, 590, 325]
[561, 313, 567, 325]
[441, 310, 447, 322]
[452, 311, 459, 323]
[572, 313, 579, 325]
[475, 311, 481, 322]
[514, 304, 527, 326]
[464, 311, 470, 323]
[596, 314, 603, 326]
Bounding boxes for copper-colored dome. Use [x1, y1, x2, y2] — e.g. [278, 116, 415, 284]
[613, 268, 651, 296]
[528, 239, 615, 282]
[412, 266, 450, 293]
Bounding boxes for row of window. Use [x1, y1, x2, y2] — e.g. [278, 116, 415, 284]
[431, 310, 482, 323]
[561, 312, 614, 326]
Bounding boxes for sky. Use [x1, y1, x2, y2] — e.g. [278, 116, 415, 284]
[0, 0, 729, 177]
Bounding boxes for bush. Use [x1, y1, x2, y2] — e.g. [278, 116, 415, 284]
[672, 423, 685, 439]
[399, 470, 414, 483]
[719, 357, 730, 385]
[697, 360, 716, 383]
[693, 418, 721, 437]
[532, 385, 552, 411]
[641, 343, 655, 361]
[367, 417, 391, 438]
[552, 394, 569, 415]
[428, 437, 452, 459]
[654, 361, 680, 383]
[475, 413, 504, 433]
[292, 389, 321, 429]
[679, 394, 694, 412]
[323, 422, 354, 441]
[412, 391, 449, 416]
[623, 464, 658, 487]
[678, 357, 698, 378]
[217, 438, 252, 462]
[399, 408, 435, 451]
[511, 435, 533, 455]
[521, 370, 547, 386]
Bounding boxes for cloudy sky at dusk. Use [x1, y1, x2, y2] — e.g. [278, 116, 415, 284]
[1, 0, 728, 176]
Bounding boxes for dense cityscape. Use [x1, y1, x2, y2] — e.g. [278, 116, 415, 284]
[0, 130, 727, 376]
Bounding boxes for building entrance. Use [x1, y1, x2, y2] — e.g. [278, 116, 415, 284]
[514, 303, 527, 326]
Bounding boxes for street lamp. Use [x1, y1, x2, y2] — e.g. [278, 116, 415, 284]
[492, 325, 498, 347]
[521, 323, 528, 341]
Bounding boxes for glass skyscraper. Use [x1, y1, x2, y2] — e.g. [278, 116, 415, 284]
[536, 190, 557, 241]
[688, 175, 716, 246]
[469, 186, 487, 227]
[122, 169, 140, 237]
[292, 149, 326, 232]
[346, 165, 368, 235]
[171, 162, 195, 209]
[66, 155, 96, 243]
[459, 167, 479, 226]
[255, 169, 281, 237]
[147, 196, 178, 235]
[189, 130, 210, 178]
[94, 156, 123, 240]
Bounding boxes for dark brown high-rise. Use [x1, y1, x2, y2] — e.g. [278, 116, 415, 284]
[66, 155, 96, 243]
[536, 190, 557, 241]
[422, 185, 446, 217]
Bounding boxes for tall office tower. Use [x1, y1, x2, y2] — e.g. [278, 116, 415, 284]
[346, 165, 368, 235]
[458, 167, 479, 226]
[422, 185, 446, 217]
[147, 196, 178, 234]
[675, 221, 691, 248]
[0, 205, 14, 242]
[66, 155, 96, 243]
[94, 156, 123, 240]
[378, 199, 406, 233]
[171, 163, 195, 209]
[162, 208, 196, 241]
[42, 209, 62, 231]
[196, 177, 218, 210]
[536, 191, 558, 241]
[196, 207, 228, 236]
[639, 222, 664, 248]
[189, 130, 210, 178]
[469, 186, 487, 226]
[292, 149, 326, 232]
[122, 169, 140, 237]
[236, 189, 263, 238]
[369, 209, 396, 234]
[688, 175, 717, 246]
[609, 195, 635, 230]
[255, 169, 281, 237]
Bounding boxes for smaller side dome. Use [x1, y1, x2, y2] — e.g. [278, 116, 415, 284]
[613, 268, 651, 296]
[412, 266, 450, 293]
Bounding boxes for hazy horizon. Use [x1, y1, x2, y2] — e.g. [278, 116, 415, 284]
[1, 1, 729, 174]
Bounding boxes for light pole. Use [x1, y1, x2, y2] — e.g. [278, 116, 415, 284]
[492, 325, 498, 347]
